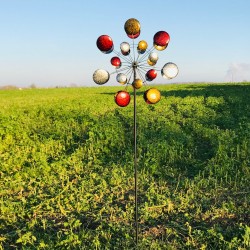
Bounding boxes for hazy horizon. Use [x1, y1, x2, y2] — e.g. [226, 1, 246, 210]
[1, 0, 250, 88]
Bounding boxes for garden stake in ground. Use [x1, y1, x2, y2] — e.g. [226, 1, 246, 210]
[93, 18, 179, 246]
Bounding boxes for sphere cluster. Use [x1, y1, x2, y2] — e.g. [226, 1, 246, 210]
[93, 18, 179, 107]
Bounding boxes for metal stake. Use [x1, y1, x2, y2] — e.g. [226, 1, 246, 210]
[133, 62, 138, 246]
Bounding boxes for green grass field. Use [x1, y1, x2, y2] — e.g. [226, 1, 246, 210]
[0, 83, 250, 249]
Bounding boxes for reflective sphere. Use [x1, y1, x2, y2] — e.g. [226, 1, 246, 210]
[128, 31, 140, 39]
[137, 40, 148, 54]
[124, 18, 140, 39]
[144, 88, 161, 104]
[116, 73, 127, 85]
[146, 69, 157, 81]
[147, 59, 157, 66]
[120, 42, 130, 55]
[132, 79, 143, 89]
[111, 57, 121, 68]
[161, 62, 179, 79]
[115, 91, 130, 107]
[96, 35, 114, 54]
[148, 52, 158, 63]
[93, 69, 110, 85]
[153, 31, 170, 51]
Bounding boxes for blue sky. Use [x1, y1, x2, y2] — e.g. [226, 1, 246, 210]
[0, 0, 250, 87]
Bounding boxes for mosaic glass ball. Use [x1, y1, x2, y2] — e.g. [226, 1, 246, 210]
[93, 69, 110, 85]
[124, 18, 140, 39]
[96, 35, 114, 54]
[115, 91, 130, 107]
[161, 62, 179, 79]
[153, 31, 170, 51]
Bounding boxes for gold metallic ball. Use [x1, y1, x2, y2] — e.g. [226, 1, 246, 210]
[146, 88, 161, 104]
[147, 59, 156, 66]
[124, 18, 140, 36]
[132, 79, 143, 89]
[137, 40, 148, 52]
[154, 44, 167, 51]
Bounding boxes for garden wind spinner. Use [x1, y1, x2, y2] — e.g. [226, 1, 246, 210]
[93, 18, 178, 246]
[93, 18, 179, 106]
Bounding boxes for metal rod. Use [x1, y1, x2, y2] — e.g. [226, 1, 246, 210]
[133, 63, 138, 246]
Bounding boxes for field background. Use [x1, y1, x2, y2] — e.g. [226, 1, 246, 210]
[0, 83, 250, 249]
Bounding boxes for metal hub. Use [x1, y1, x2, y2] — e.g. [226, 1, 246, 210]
[132, 61, 138, 68]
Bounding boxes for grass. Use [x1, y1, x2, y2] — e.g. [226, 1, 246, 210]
[0, 82, 250, 249]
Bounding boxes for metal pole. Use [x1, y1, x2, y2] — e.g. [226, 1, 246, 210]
[133, 63, 138, 246]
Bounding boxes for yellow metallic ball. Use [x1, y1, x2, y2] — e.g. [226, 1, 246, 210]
[147, 59, 156, 66]
[137, 40, 148, 52]
[132, 79, 143, 89]
[146, 88, 161, 104]
[154, 44, 167, 51]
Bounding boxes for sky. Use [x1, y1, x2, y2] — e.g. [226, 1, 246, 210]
[0, 0, 250, 88]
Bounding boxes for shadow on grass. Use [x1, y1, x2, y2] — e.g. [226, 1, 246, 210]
[160, 83, 250, 99]
[89, 83, 250, 180]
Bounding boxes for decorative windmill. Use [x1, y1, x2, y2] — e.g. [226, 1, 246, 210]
[93, 18, 178, 245]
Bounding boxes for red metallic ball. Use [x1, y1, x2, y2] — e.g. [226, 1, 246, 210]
[114, 91, 130, 107]
[96, 35, 114, 54]
[111, 57, 121, 68]
[146, 69, 157, 81]
[153, 31, 170, 50]
[127, 31, 140, 39]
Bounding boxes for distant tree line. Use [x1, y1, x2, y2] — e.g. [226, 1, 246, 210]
[0, 83, 81, 90]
